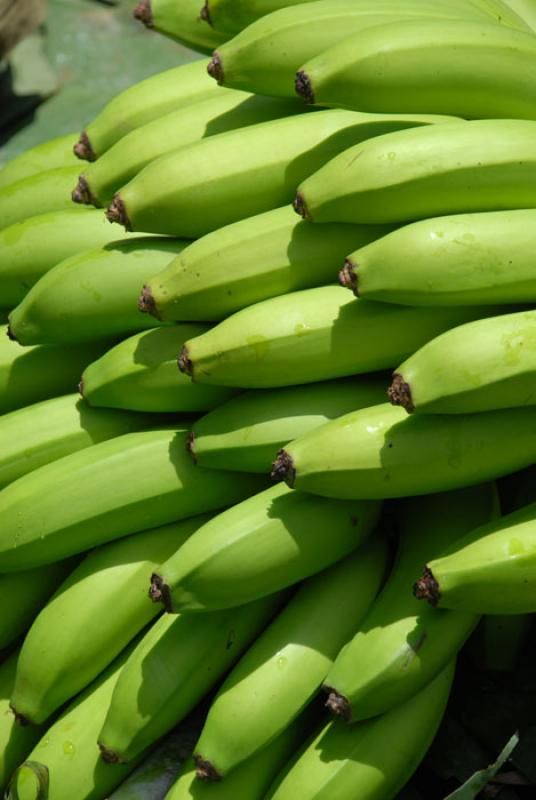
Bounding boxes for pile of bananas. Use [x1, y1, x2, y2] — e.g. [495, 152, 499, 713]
[1, 0, 536, 797]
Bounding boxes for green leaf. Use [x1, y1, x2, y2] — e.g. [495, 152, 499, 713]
[443, 732, 520, 799]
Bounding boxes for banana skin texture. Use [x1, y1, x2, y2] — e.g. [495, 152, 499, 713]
[150, 482, 381, 612]
[323, 485, 497, 722]
[390, 309, 536, 415]
[273, 402, 536, 499]
[8, 237, 186, 345]
[142, 205, 392, 322]
[0, 428, 265, 571]
[134, 0, 226, 54]
[189, 375, 387, 473]
[193, 537, 387, 779]
[0, 166, 83, 231]
[295, 119, 536, 225]
[97, 592, 286, 763]
[344, 209, 536, 307]
[0, 133, 77, 190]
[106, 110, 455, 238]
[81, 326, 236, 413]
[11, 514, 212, 726]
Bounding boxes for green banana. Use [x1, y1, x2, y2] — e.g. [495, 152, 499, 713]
[177, 285, 502, 388]
[141, 205, 392, 322]
[0, 209, 139, 307]
[81, 326, 236, 413]
[8, 238, 187, 345]
[0, 427, 265, 572]
[133, 0, 226, 54]
[11, 514, 211, 725]
[74, 94, 303, 209]
[189, 375, 387, 472]
[342, 209, 536, 307]
[0, 329, 113, 414]
[150, 482, 380, 612]
[193, 537, 387, 779]
[75, 61, 225, 161]
[207, 0, 525, 97]
[105, 110, 456, 238]
[266, 661, 455, 800]
[502, 0, 536, 29]
[0, 166, 83, 231]
[272, 402, 536, 499]
[295, 119, 536, 225]
[323, 485, 497, 723]
[296, 19, 536, 119]
[414, 500, 536, 613]
[0, 133, 77, 190]
[389, 310, 536, 415]
[97, 592, 286, 763]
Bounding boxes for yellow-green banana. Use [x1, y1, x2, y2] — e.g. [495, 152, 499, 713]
[133, 0, 226, 54]
[150, 482, 380, 612]
[177, 286, 501, 388]
[97, 592, 286, 763]
[193, 537, 386, 779]
[266, 661, 454, 800]
[295, 119, 536, 225]
[272, 402, 536, 499]
[0, 166, 82, 231]
[0, 133, 77, 190]
[8, 238, 186, 345]
[502, 0, 536, 29]
[11, 514, 211, 725]
[81, 326, 236, 413]
[141, 205, 392, 322]
[342, 209, 536, 307]
[106, 110, 455, 238]
[189, 375, 386, 472]
[390, 310, 536, 415]
[323, 485, 497, 723]
[0, 427, 265, 571]
[296, 19, 536, 119]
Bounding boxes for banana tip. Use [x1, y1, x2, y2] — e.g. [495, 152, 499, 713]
[200, 1, 211, 24]
[388, 373, 414, 413]
[207, 52, 224, 84]
[339, 259, 359, 295]
[271, 449, 296, 488]
[149, 573, 174, 612]
[78, 377, 85, 397]
[99, 743, 125, 764]
[295, 70, 315, 104]
[194, 755, 222, 781]
[324, 688, 351, 722]
[73, 131, 96, 162]
[138, 285, 160, 318]
[178, 345, 194, 378]
[10, 705, 31, 727]
[293, 190, 310, 220]
[413, 566, 440, 606]
[106, 194, 132, 231]
[6, 324, 18, 342]
[133, 0, 153, 25]
[186, 430, 197, 462]
[72, 175, 100, 207]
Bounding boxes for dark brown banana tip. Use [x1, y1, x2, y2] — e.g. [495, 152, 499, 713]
[194, 755, 222, 781]
[99, 743, 124, 764]
[324, 689, 351, 722]
[133, 0, 153, 26]
[207, 52, 224, 83]
[73, 131, 96, 162]
[413, 566, 440, 606]
[295, 70, 315, 104]
[338, 259, 359, 295]
[71, 175, 100, 207]
[106, 194, 132, 230]
[10, 706, 31, 726]
[138, 285, 160, 318]
[292, 190, 309, 220]
[186, 430, 197, 462]
[387, 373, 414, 413]
[270, 449, 296, 487]
[149, 573, 174, 611]
[200, 1, 211, 24]
[178, 345, 193, 377]
[6, 324, 17, 342]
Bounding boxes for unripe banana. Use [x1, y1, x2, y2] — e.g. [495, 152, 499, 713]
[150, 482, 380, 612]
[133, 0, 226, 54]
[414, 500, 536, 613]
[390, 310, 536, 415]
[0, 209, 139, 307]
[0, 427, 265, 571]
[323, 485, 497, 722]
[178, 285, 502, 389]
[0, 328, 113, 414]
[193, 537, 387, 779]
[295, 119, 536, 225]
[502, 0, 536, 29]
[81, 326, 236, 413]
[74, 93, 303, 209]
[0, 166, 82, 231]
[266, 661, 455, 800]
[141, 205, 392, 322]
[106, 110, 456, 238]
[75, 61, 224, 161]
[272, 402, 536, 499]
[11, 514, 211, 726]
[0, 133, 77, 190]
[98, 592, 286, 763]
[343, 209, 536, 307]
[189, 375, 387, 472]
[297, 19, 536, 120]
[8, 238, 186, 345]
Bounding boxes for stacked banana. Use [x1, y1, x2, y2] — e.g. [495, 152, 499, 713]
[1, 0, 536, 797]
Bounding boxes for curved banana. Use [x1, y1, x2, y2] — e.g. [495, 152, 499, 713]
[0, 166, 82, 231]
[150, 482, 380, 612]
[0, 133, 77, 190]
[105, 110, 455, 237]
[0, 427, 265, 571]
[323, 485, 497, 722]
[295, 119, 536, 225]
[97, 592, 285, 763]
[8, 238, 186, 345]
[272, 402, 536, 499]
[189, 376, 387, 472]
[141, 205, 392, 322]
[81, 326, 236, 413]
[133, 0, 226, 54]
